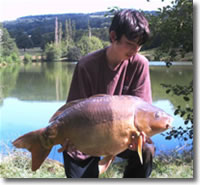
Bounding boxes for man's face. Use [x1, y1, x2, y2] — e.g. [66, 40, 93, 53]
[113, 35, 141, 61]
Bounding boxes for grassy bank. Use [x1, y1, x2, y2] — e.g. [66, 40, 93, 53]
[0, 151, 66, 178]
[140, 48, 193, 62]
[0, 150, 193, 178]
[17, 47, 193, 63]
[100, 150, 193, 178]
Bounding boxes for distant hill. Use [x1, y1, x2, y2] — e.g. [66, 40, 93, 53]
[3, 12, 110, 33]
[2, 11, 156, 49]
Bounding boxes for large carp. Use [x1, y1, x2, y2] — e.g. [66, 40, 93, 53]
[12, 95, 173, 174]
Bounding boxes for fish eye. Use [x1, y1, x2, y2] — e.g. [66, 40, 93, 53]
[155, 112, 161, 119]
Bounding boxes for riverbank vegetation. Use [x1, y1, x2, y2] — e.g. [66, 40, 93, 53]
[1, 0, 192, 63]
[0, 149, 193, 178]
[0, 25, 21, 66]
[140, 49, 193, 62]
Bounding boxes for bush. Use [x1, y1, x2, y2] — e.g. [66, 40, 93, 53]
[67, 46, 81, 61]
[44, 43, 62, 62]
[10, 53, 21, 63]
[77, 36, 103, 56]
[0, 52, 21, 64]
[24, 53, 32, 64]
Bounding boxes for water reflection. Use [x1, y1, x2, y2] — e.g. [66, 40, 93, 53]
[5, 62, 75, 101]
[0, 64, 21, 104]
[0, 62, 193, 160]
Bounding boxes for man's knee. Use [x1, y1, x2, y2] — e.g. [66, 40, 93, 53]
[123, 143, 155, 178]
[63, 152, 100, 178]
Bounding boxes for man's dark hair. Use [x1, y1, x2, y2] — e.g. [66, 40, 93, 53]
[109, 9, 150, 45]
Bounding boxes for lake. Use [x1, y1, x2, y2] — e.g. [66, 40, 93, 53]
[0, 61, 193, 163]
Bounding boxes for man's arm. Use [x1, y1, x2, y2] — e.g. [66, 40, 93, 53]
[67, 63, 92, 102]
[130, 58, 152, 104]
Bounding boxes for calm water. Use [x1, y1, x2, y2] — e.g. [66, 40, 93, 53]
[0, 62, 193, 163]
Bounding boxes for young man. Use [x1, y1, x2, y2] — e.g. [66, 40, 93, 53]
[63, 9, 154, 178]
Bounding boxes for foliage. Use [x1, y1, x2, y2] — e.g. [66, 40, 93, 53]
[0, 24, 19, 58]
[150, 150, 193, 178]
[3, 1, 193, 57]
[159, 0, 192, 53]
[23, 53, 32, 64]
[3, 12, 111, 49]
[15, 32, 33, 51]
[0, 24, 21, 64]
[66, 46, 81, 61]
[77, 35, 103, 56]
[44, 43, 62, 61]
[140, 48, 193, 61]
[40, 32, 54, 50]
[151, 0, 194, 143]
[104, 6, 122, 18]
[146, 0, 193, 60]
[161, 81, 193, 142]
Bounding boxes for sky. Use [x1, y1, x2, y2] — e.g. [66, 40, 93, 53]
[0, 0, 174, 22]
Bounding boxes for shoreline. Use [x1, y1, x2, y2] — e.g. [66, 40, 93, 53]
[0, 148, 193, 178]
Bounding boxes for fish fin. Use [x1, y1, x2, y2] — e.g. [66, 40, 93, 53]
[137, 134, 143, 164]
[49, 99, 84, 123]
[98, 155, 115, 174]
[12, 129, 52, 171]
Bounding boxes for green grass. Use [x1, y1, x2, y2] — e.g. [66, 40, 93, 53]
[150, 150, 193, 178]
[0, 149, 193, 178]
[19, 47, 43, 56]
[101, 150, 193, 178]
[0, 150, 66, 178]
[140, 48, 193, 62]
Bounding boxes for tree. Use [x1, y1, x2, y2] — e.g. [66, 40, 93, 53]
[0, 26, 3, 57]
[154, 0, 193, 144]
[44, 43, 62, 62]
[58, 22, 63, 44]
[77, 35, 103, 56]
[41, 32, 54, 50]
[161, 81, 193, 143]
[153, 0, 192, 58]
[66, 46, 81, 61]
[0, 24, 19, 57]
[54, 17, 59, 46]
[15, 32, 33, 51]
[31, 28, 43, 47]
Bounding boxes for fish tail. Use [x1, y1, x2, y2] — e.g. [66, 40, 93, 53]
[12, 128, 52, 171]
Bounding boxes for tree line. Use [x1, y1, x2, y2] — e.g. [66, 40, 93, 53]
[1, 0, 192, 63]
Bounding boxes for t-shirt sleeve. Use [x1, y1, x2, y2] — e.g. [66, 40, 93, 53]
[130, 59, 152, 104]
[67, 63, 92, 102]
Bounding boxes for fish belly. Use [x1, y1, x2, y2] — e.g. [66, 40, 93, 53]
[64, 115, 135, 156]
[58, 95, 136, 156]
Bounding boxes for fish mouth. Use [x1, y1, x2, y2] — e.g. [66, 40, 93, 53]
[166, 124, 172, 129]
[165, 116, 174, 129]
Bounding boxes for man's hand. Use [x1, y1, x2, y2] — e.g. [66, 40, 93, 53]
[128, 132, 139, 151]
[128, 132, 153, 151]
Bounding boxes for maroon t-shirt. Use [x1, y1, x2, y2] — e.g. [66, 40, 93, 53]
[67, 47, 152, 160]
